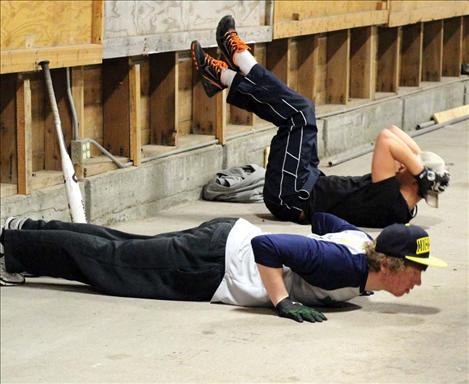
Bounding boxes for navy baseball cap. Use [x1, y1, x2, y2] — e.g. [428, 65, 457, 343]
[376, 224, 447, 268]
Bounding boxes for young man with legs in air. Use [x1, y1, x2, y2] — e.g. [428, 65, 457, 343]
[191, 16, 450, 228]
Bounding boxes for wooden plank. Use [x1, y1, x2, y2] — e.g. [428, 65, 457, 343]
[1, 44, 102, 75]
[377, 27, 401, 92]
[102, 58, 130, 157]
[443, 17, 463, 77]
[297, 35, 319, 102]
[83, 65, 103, 157]
[0, 74, 17, 184]
[422, 20, 443, 82]
[433, 105, 469, 124]
[350, 26, 377, 99]
[71, 66, 85, 139]
[150, 52, 178, 146]
[16, 75, 32, 194]
[273, 9, 388, 39]
[1, 183, 17, 197]
[267, 39, 289, 84]
[388, 1, 469, 27]
[326, 29, 350, 104]
[129, 63, 141, 166]
[315, 34, 328, 105]
[92, 0, 104, 44]
[31, 170, 63, 190]
[400, 23, 423, 87]
[192, 48, 218, 136]
[44, 68, 73, 171]
[76, 155, 128, 178]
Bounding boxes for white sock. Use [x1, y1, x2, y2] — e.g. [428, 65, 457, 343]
[234, 50, 257, 75]
[220, 68, 237, 87]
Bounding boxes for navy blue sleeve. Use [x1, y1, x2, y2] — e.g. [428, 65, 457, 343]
[251, 234, 363, 290]
[311, 212, 361, 235]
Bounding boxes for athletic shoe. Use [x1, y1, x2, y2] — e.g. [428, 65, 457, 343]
[0, 217, 27, 254]
[191, 40, 228, 97]
[216, 15, 250, 71]
[0, 255, 25, 286]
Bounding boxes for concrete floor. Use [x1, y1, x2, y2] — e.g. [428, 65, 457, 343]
[1, 121, 468, 383]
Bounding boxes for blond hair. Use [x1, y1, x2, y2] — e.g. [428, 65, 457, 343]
[364, 241, 406, 273]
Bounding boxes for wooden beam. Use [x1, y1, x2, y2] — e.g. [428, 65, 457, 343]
[71, 66, 85, 139]
[92, 0, 104, 44]
[388, 2, 469, 27]
[267, 39, 289, 84]
[0, 44, 102, 75]
[16, 75, 32, 195]
[422, 20, 443, 82]
[377, 27, 401, 92]
[400, 23, 423, 87]
[443, 17, 463, 77]
[150, 52, 178, 146]
[297, 35, 319, 103]
[129, 63, 141, 166]
[350, 26, 377, 99]
[102, 58, 130, 157]
[326, 29, 350, 104]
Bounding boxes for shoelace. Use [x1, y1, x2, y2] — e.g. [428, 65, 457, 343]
[225, 31, 250, 54]
[205, 55, 228, 75]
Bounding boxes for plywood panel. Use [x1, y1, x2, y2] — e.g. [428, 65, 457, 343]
[315, 34, 328, 105]
[422, 20, 443, 82]
[267, 39, 289, 84]
[102, 58, 130, 157]
[326, 30, 350, 104]
[150, 52, 178, 146]
[400, 23, 423, 87]
[377, 27, 401, 92]
[0, 74, 17, 183]
[1, 1, 93, 50]
[350, 26, 377, 99]
[83, 65, 103, 156]
[44, 68, 73, 171]
[464, 16, 469, 65]
[297, 35, 319, 102]
[443, 17, 463, 77]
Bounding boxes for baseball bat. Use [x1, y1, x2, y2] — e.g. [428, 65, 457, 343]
[39, 61, 87, 223]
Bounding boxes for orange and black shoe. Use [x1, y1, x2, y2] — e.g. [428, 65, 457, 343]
[216, 15, 250, 71]
[191, 40, 228, 97]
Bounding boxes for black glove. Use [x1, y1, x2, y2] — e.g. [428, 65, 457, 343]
[415, 167, 450, 197]
[275, 297, 327, 323]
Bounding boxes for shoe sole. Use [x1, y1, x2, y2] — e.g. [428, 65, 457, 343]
[216, 15, 239, 71]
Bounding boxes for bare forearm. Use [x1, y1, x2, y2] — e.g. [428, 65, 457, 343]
[257, 264, 289, 306]
[388, 125, 422, 155]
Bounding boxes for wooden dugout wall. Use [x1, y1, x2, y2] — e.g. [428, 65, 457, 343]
[1, 0, 469, 198]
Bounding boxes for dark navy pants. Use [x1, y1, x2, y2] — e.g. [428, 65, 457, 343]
[4, 218, 237, 301]
[227, 64, 321, 222]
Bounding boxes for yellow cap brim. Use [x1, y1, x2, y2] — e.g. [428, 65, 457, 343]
[405, 255, 448, 268]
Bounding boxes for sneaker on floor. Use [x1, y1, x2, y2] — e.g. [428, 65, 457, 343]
[191, 40, 228, 97]
[0, 217, 27, 254]
[0, 255, 25, 286]
[216, 15, 250, 71]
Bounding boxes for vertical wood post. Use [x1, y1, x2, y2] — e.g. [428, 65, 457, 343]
[17, 75, 32, 194]
[400, 22, 423, 87]
[129, 63, 141, 166]
[422, 20, 444, 82]
[297, 35, 319, 102]
[267, 39, 289, 84]
[71, 66, 85, 139]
